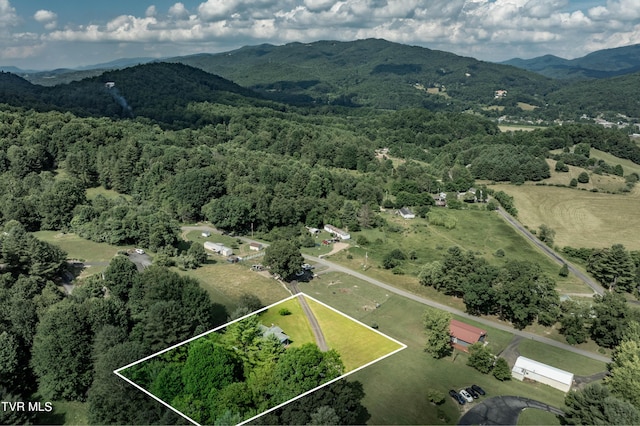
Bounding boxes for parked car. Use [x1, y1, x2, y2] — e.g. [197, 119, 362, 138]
[471, 384, 486, 396]
[465, 387, 479, 399]
[459, 389, 474, 403]
[449, 389, 465, 405]
[135, 248, 145, 254]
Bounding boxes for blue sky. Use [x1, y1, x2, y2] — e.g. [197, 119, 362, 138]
[2, 0, 639, 70]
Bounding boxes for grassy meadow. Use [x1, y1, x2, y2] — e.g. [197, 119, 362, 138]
[490, 183, 640, 250]
[298, 274, 576, 425]
[258, 297, 315, 348]
[517, 409, 562, 426]
[331, 209, 592, 296]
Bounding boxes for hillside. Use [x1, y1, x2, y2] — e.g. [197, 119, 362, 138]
[167, 38, 557, 110]
[502, 43, 640, 79]
[0, 63, 270, 127]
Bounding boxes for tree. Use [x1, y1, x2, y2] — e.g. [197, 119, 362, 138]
[103, 255, 139, 302]
[492, 357, 511, 381]
[31, 300, 93, 401]
[422, 307, 452, 359]
[606, 339, 640, 408]
[263, 239, 304, 280]
[555, 160, 569, 172]
[569, 178, 578, 187]
[588, 244, 636, 292]
[559, 263, 569, 277]
[308, 406, 340, 425]
[590, 291, 629, 348]
[577, 171, 590, 183]
[564, 383, 640, 425]
[467, 342, 494, 373]
[559, 301, 589, 345]
[537, 224, 555, 247]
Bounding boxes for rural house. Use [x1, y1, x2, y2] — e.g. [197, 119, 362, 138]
[511, 356, 574, 393]
[204, 241, 233, 257]
[249, 242, 263, 251]
[398, 207, 415, 219]
[323, 224, 351, 240]
[259, 324, 290, 345]
[449, 319, 487, 352]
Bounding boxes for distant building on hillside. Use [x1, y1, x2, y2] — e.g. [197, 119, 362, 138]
[323, 224, 350, 240]
[105, 82, 116, 88]
[398, 207, 415, 219]
[249, 242, 263, 251]
[204, 241, 233, 257]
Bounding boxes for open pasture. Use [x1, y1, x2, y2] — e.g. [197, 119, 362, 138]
[305, 297, 405, 372]
[340, 209, 591, 295]
[298, 275, 571, 425]
[544, 159, 626, 192]
[491, 184, 640, 250]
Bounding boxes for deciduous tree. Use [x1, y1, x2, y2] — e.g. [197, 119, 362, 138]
[423, 307, 452, 359]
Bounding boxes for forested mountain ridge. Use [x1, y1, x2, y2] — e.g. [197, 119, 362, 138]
[502, 43, 640, 79]
[167, 38, 557, 110]
[0, 63, 273, 128]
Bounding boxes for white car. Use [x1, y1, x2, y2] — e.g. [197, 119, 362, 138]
[135, 248, 145, 254]
[459, 389, 474, 403]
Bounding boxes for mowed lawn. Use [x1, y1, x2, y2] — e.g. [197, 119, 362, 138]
[305, 296, 405, 372]
[258, 298, 315, 348]
[298, 274, 573, 425]
[491, 184, 640, 250]
[34, 231, 124, 262]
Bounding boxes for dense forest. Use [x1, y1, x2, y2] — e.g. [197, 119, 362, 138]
[2, 58, 640, 424]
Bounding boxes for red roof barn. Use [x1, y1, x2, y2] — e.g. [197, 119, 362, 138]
[450, 319, 487, 352]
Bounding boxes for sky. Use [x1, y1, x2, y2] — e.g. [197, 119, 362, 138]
[1, 0, 640, 70]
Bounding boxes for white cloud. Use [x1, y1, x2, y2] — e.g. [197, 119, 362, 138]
[146, 5, 158, 17]
[168, 3, 190, 19]
[34, 10, 58, 30]
[0, 0, 18, 29]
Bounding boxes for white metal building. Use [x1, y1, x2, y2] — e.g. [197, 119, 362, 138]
[204, 241, 233, 257]
[511, 356, 574, 393]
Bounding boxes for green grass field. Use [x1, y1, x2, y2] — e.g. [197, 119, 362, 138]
[328, 209, 592, 296]
[516, 339, 606, 376]
[258, 297, 315, 348]
[298, 273, 574, 425]
[491, 184, 640, 250]
[517, 409, 562, 425]
[305, 297, 404, 372]
[178, 262, 290, 312]
[543, 158, 626, 193]
[37, 401, 88, 425]
[33, 231, 124, 262]
[85, 186, 131, 201]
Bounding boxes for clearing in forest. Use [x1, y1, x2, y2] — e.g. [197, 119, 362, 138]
[115, 293, 405, 425]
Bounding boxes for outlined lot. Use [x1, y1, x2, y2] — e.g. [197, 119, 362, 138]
[114, 293, 406, 425]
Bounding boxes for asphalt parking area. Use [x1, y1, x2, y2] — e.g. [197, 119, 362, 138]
[458, 396, 564, 425]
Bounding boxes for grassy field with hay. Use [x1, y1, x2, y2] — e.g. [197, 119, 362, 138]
[490, 183, 640, 250]
[258, 297, 315, 348]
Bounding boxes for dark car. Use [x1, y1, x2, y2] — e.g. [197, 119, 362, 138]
[465, 387, 479, 399]
[471, 384, 486, 396]
[449, 389, 466, 405]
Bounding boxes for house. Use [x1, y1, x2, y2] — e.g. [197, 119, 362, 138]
[105, 82, 116, 88]
[434, 196, 447, 207]
[306, 227, 320, 235]
[259, 324, 290, 345]
[204, 241, 233, 257]
[249, 242, 263, 251]
[201, 231, 211, 237]
[511, 356, 574, 393]
[323, 224, 351, 240]
[398, 207, 415, 219]
[449, 319, 487, 352]
[494, 89, 508, 98]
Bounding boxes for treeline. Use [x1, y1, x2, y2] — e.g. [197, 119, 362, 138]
[123, 314, 361, 425]
[0, 223, 229, 424]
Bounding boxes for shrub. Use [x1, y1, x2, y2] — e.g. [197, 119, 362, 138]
[559, 263, 569, 277]
[493, 357, 511, 381]
[279, 308, 291, 316]
[356, 235, 369, 246]
[494, 249, 505, 258]
[570, 178, 578, 187]
[578, 171, 589, 183]
[426, 389, 446, 405]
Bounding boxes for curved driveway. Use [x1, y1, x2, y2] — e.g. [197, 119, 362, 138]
[459, 396, 564, 425]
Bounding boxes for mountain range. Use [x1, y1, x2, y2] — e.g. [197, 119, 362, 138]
[502, 43, 640, 79]
[1, 39, 640, 123]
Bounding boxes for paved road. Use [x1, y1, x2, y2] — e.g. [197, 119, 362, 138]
[459, 396, 564, 425]
[180, 224, 611, 363]
[303, 253, 611, 363]
[495, 207, 605, 296]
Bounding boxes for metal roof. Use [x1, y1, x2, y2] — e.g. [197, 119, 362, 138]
[512, 356, 574, 385]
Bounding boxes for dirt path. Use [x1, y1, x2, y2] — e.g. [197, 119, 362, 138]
[289, 281, 328, 351]
[320, 242, 349, 258]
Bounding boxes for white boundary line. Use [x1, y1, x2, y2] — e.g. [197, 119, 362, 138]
[114, 292, 407, 426]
